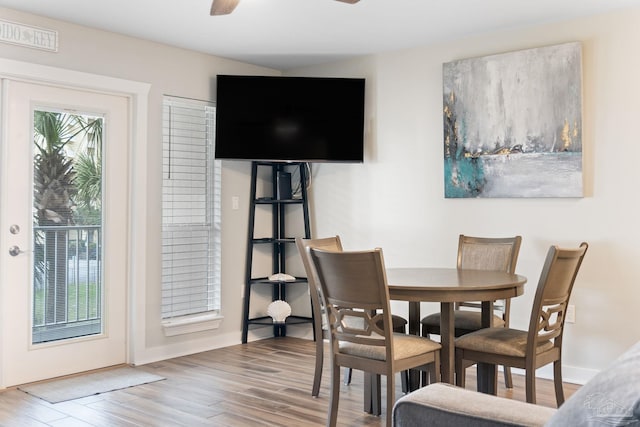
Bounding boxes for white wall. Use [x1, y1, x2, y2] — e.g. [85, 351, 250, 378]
[290, 8, 640, 382]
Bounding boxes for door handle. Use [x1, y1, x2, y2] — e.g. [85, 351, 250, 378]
[8, 245, 23, 257]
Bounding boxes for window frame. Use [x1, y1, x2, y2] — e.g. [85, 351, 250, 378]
[160, 96, 222, 335]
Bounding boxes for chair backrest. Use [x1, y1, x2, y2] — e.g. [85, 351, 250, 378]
[296, 236, 343, 324]
[309, 247, 394, 361]
[457, 235, 522, 273]
[296, 236, 343, 287]
[456, 235, 522, 315]
[527, 242, 588, 352]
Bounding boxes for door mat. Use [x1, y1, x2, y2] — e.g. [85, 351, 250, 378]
[18, 366, 165, 403]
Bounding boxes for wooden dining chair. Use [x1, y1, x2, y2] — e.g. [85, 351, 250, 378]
[421, 234, 522, 387]
[309, 247, 441, 427]
[455, 242, 588, 406]
[295, 236, 408, 397]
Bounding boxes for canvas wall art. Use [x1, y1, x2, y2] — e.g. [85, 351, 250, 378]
[443, 42, 583, 198]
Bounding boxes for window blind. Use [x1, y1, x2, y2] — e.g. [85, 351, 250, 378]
[161, 96, 221, 319]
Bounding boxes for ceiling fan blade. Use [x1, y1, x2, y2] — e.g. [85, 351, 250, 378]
[210, 0, 240, 15]
[334, 0, 360, 3]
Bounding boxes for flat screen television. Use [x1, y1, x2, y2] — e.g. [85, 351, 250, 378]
[214, 75, 365, 162]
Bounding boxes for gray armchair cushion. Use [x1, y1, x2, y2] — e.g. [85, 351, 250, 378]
[393, 383, 556, 426]
[393, 341, 640, 427]
[546, 341, 640, 426]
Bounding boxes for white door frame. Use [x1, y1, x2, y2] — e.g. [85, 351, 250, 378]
[0, 58, 150, 388]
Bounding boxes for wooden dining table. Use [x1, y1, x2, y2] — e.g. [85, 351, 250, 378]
[364, 267, 527, 415]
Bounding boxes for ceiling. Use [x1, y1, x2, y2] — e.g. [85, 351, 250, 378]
[0, 0, 638, 70]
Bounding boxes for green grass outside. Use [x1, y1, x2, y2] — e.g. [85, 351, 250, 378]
[33, 282, 100, 325]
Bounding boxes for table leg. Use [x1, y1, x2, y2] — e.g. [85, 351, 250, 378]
[363, 372, 382, 415]
[408, 301, 420, 335]
[440, 302, 455, 383]
[477, 363, 497, 394]
[407, 301, 421, 390]
[481, 301, 494, 327]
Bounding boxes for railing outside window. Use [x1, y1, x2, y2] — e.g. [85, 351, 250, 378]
[32, 225, 102, 343]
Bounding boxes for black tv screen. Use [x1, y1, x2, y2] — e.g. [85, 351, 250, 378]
[214, 75, 365, 162]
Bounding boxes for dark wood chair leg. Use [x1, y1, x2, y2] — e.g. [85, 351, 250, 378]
[385, 372, 395, 427]
[455, 351, 465, 387]
[525, 367, 537, 404]
[344, 367, 352, 385]
[328, 363, 341, 427]
[312, 336, 323, 397]
[394, 322, 410, 393]
[503, 366, 513, 389]
[554, 359, 565, 406]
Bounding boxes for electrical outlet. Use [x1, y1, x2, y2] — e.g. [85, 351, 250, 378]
[565, 304, 576, 323]
[232, 196, 239, 210]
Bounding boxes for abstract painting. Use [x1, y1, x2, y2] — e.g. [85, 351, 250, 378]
[443, 42, 583, 198]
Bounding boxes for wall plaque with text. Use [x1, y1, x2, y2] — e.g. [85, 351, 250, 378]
[0, 19, 58, 52]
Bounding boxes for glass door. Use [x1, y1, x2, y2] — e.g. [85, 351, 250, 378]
[0, 79, 129, 387]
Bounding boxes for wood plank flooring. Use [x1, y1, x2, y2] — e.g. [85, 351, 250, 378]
[0, 337, 580, 426]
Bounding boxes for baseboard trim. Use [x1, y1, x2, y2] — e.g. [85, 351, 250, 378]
[510, 364, 598, 386]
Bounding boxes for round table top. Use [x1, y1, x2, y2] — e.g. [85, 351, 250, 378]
[385, 267, 527, 302]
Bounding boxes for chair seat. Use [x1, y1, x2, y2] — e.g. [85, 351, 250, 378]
[421, 311, 505, 332]
[455, 328, 553, 357]
[340, 333, 441, 361]
[384, 314, 408, 331]
[344, 314, 407, 331]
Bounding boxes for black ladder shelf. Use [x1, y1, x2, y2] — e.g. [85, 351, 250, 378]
[241, 161, 312, 343]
